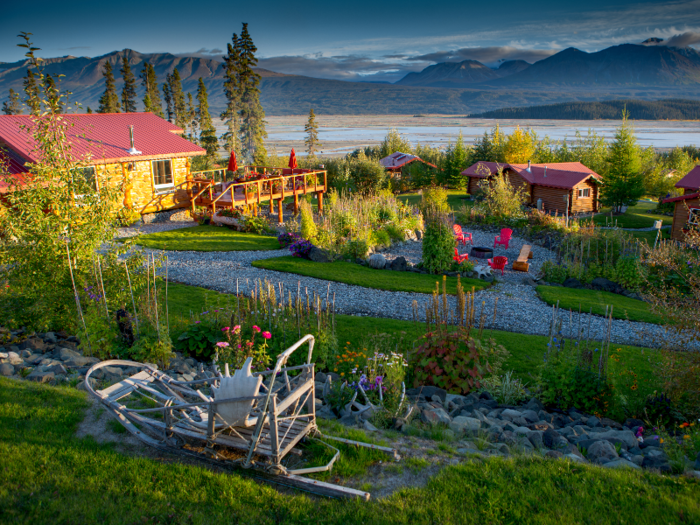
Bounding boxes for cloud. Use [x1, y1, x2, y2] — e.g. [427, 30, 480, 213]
[407, 46, 557, 66]
[663, 31, 700, 47]
[177, 48, 225, 60]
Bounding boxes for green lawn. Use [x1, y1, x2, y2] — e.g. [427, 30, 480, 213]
[128, 225, 280, 251]
[590, 201, 662, 229]
[627, 228, 671, 245]
[536, 285, 663, 325]
[251, 256, 488, 294]
[397, 189, 472, 211]
[2, 378, 698, 524]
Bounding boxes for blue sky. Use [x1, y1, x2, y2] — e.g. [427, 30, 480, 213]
[2, 0, 700, 82]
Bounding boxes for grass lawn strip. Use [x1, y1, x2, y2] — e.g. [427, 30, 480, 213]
[251, 256, 488, 295]
[536, 285, 664, 325]
[397, 189, 471, 211]
[127, 225, 280, 252]
[2, 378, 699, 524]
[591, 201, 661, 229]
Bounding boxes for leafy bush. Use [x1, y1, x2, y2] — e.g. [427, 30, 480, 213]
[480, 371, 527, 405]
[476, 169, 527, 219]
[421, 207, 454, 274]
[175, 318, 222, 360]
[300, 200, 317, 241]
[370, 229, 391, 247]
[420, 187, 450, 213]
[131, 334, 174, 369]
[243, 215, 273, 235]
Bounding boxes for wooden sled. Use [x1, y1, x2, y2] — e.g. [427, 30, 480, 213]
[85, 335, 398, 500]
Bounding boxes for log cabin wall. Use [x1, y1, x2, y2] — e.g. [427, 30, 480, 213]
[571, 179, 598, 213]
[671, 197, 700, 241]
[467, 176, 483, 194]
[506, 170, 531, 201]
[532, 185, 570, 215]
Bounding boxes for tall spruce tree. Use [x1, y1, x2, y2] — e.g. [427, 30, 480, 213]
[162, 82, 173, 122]
[2, 89, 22, 115]
[196, 78, 218, 157]
[97, 61, 120, 113]
[221, 33, 241, 156]
[140, 62, 163, 117]
[120, 55, 137, 113]
[601, 109, 646, 212]
[185, 92, 197, 140]
[237, 23, 267, 164]
[23, 69, 41, 115]
[43, 74, 63, 114]
[304, 108, 320, 158]
[444, 130, 469, 188]
[166, 68, 187, 129]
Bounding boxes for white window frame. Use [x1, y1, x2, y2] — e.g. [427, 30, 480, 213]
[71, 166, 97, 199]
[689, 207, 700, 227]
[577, 188, 590, 198]
[152, 159, 174, 193]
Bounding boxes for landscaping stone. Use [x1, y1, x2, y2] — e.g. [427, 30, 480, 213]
[44, 332, 58, 344]
[563, 277, 583, 289]
[389, 256, 407, 272]
[564, 453, 587, 464]
[595, 430, 638, 450]
[624, 417, 645, 429]
[421, 407, 452, 426]
[26, 370, 55, 383]
[307, 246, 330, 263]
[527, 431, 544, 449]
[21, 337, 47, 352]
[695, 452, 700, 471]
[587, 440, 619, 463]
[545, 450, 564, 459]
[0, 363, 14, 376]
[641, 455, 672, 472]
[368, 253, 386, 269]
[449, 416, 482, 434]
[5, 352, 24, 365]
[543, 427, 569, 450]
[603, 459, 641, 470]
[590, 277, 623, 294]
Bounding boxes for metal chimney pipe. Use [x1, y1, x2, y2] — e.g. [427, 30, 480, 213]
[128, 125, 142, 155]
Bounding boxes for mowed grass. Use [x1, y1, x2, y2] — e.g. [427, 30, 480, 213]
[2, 378, 699, 524]
[251, 256, 489, 294]
[397, 189, 472, 211]
[536, 285, 664, 325]
[590, 201, 661, 229]
[128, 225, 280, 252]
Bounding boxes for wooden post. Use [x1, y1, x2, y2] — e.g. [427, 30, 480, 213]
[317, 191, 323, 213]
[278, 198, 284, 224]
[269, 180, 274, 214]
[294, 191, 299, 215]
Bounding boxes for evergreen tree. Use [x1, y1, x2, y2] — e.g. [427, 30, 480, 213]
[166, 68, 187, 129]
[43, 74, 63, 114]
[304, 108, 321, 157]
[196, 77, 219, 158]
[221, 33, 241, 156]
[120, 55, 137, 113]
[186, 92, 197, 140]
[162, 82, 173, 122]
[601, 110, 646, 212]
[379, 128, 412, 159]
[237, 23, 267, 164]
[443, 130, 469, 188]
[23, 69, 41, 115]
[140, 62, 163, 117]
[2, 89, 22, 115]
[86, 107, 93, 114]
[97, 61, 120, 113]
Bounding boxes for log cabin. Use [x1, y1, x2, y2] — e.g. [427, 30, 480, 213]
[663, 165, 700, 242]
[461, 161, 601, 214]
[0, 112, 205, 214]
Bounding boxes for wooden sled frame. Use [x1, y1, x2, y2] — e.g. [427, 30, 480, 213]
[85, 335, 398, 500]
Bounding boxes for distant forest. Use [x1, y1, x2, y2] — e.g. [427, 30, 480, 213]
[472, 99, 700, 120]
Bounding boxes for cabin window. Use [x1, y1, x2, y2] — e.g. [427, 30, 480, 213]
[577, 188, 590, 198]
[689, 208, 700, 227]
[152, 159, 173, 191]
[71, 166, 97, 196]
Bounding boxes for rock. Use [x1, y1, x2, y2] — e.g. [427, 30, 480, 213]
[338, 413, 358, 427]
[545, 450, 564, 459]
[367, 253, 385, 269]
[604, 459, 641, 470]
[45, 363, 68, 376]
[500, 409, 523, 421]
[26, 370, 55, 383]
[19, 350, 32, 358]
[5, 352, 23, 365]
[0, 363, 14, 376]
[421, 407, 452, 426]
[696, 452, 700, 471]
[59, 347, 82, 361]
[564, 453, 587, 464]
[521, 409, 539, 423]
[525, 398, 544, 412]
[63, 355, 91, 368]
[419, 386, 447, 402]
[44, 332, 58, 344]
[316, 407, 336, 420]
[414, 229, 423, 240]
[595, 430, 638, 450]
[449, 416, 482, 434]
[528, 431, 544, 449]
[599, 417, 623, 430]
[543, 428, 569, 450]
[490, 443, 510, 455]
[521, 276, 537, 286]
[624, 418, 644, 430]
[307, 246, 330, 263]
[587, 440, 619, 463]
[640, 437, 662, 449]
[563, 277, 583, 289]
[21, 337, 47, 353]
[389, 256, 407, 272]
[586, 416, 601, 428]
[316, 372, 327, 384]
[591, 277, 622, 294]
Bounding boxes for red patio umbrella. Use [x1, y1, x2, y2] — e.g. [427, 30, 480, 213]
[227, 151, 238, 172]
[288, 148, 298, 169]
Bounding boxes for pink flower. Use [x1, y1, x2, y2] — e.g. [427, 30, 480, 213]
[262, 331, 272, 340]
[194, 321, 201, 324]
[233, 325, 241, 334]
[246, 341, 254, 347]
[252, 325, 261, 333]
[216, 341, 229, 348]
[222, 326, 230, 332]
[237, 344, 242, 349]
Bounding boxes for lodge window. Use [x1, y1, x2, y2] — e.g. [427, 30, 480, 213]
[71, 166, 97, 195]
[689, 208, 700, 227]
[577, 188, 590, 198]
[152, 159, 173, 192]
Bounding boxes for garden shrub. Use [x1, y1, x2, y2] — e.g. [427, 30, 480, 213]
[370, 229, 391, 247]
[300, 200, 317, 241]
[421, 206, 454, 274]
[476, 169, 528, 219]
[420, 187, 450, 214]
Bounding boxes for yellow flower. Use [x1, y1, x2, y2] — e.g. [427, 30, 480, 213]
[346, 342, 351, 344]
[660, 438, 664, 444]
[683, 435, 690, 440]
[340, 372, 345, 376]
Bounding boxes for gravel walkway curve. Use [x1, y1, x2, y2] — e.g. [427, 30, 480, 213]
[123, 224, 678, 349]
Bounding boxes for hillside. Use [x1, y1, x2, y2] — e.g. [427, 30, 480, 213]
[471, 98, 700, 120]
[396, 60, 530, 87]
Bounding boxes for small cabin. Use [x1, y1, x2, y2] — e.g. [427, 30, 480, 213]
[461, 161, 601, 214]
[663, 166, 700, 242]
[0, 112, 206, 214]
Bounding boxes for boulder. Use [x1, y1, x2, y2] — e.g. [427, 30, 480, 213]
[368, 253, 386, 269]
[624, 418, 644, 430]
[545, 450, 564, 459]
[521, 276, 537, 286]
[5, 352, 23, 366]
[563, 277, 583, 289]
[525, 397, 544, 412]
[641, 455, 671, 472]
[419, 386, 447, 403]
[0, 363, 14, 376]
[500, 409, 523, 421]
[595, 430, 638, 450]
[695, 452, 700, 471]
[521, 410, 539, 423]
[564, 453, 587, 464]
[543, 428, 569, 450]
[389, 256, 407, 272]
[449, 416, 482, 434]
[527, 431, 544, 449]
[603, 459, 641, 470]
[307, 246, 330, 263]
[27, 370, 55, 383]
[587, 440, 619, 463]
[599, 417, 623, 430]
[591, 277, 623, 294]
[421, 407, 452, 426]
[58, 347, 82, 361]
[586, 416, 601, 427]
[21, 337, 47, 353]
[63, 355, 91, 368]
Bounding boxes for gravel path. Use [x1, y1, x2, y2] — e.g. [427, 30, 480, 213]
[121, 222, 677, 349]
[117, 221, 196, 239]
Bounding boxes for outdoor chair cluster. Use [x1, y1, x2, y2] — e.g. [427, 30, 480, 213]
[86, 335, 398, 500]
[453, 224, 473, 263]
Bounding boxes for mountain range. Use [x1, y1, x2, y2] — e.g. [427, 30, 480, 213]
[0, 43, 699, 116]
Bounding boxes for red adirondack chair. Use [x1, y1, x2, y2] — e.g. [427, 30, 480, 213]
[494, 228, 513, 249]
[488, 256, 508, 275]
[453, 224, 473, 245]
[453, 248, 468, 263]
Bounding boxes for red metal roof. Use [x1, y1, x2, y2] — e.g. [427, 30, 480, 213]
[675, 165, 700, 191]
[379, 152, 437, 170]
[663, 192, 700, 203]
[0, 113, 205, 175]
[461, 161, 600, 190]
